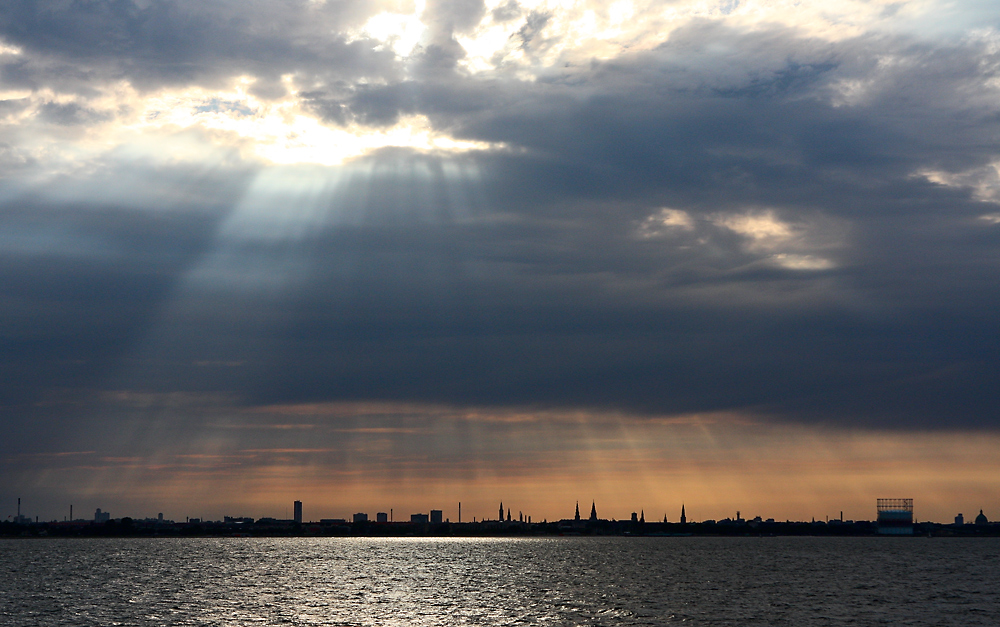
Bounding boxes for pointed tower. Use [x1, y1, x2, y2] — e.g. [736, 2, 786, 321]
[589, 501, 598, 522]
[575, 501, 581, 521]
[680, 504, 686, 525]
[506, 508, 511, 522]
[640, 510, 645, 524]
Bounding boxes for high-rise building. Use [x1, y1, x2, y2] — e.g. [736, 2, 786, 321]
[376, 512, 388, 523]
[430, 510, 443, 524]
[95, 508, 110, 523]
[293, 500, 302, 524]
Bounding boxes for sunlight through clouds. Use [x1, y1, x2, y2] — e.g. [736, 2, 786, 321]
[3, 0, 985, 171]
[637, 208, 696, 238]
[127, 78, 500, 166]
[352, 0, 428, 56]
[712, 210, 841, 270]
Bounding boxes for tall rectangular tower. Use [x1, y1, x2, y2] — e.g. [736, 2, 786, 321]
[293, 500, 303, 524]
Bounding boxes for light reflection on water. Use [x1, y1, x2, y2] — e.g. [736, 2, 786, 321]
[2, 536, 998, 626]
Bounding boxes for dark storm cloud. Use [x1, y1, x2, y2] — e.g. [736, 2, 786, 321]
[2, 9, 1000, 443]
[38, 101, 112, 125]
[0, 157, 254, 412]
[0, 0, 402, 92]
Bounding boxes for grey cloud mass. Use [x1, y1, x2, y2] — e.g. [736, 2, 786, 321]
[0, 0, 403, 93]
[2, 0, 1000, 470]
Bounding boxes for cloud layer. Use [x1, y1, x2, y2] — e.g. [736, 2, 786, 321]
[3, 0, 1000, 519]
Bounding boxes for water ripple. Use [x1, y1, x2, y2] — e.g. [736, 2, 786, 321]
[2, 537, 998, 626]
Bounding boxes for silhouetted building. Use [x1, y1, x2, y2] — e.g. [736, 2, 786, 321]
[640, 510, 645, 524]
[975, 509, 989, 525]
[353, 513, 368, 523]
[955, 513, 964, 525]
[589, 501, 597, 522]
[430, 510, 443, 524]
[499, 502, 504, 521]
[95, 508, 110, 523]
[293, 501, 302, 524]
[376, 512, 388, 523]
[877, 498, 913, 535]
[411, 513, 429, 523]
[631, 512, 638, 523]
[680, 504, 686, 525]
[574, 502, 581, 522]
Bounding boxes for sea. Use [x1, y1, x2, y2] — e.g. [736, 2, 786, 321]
[1, 536, 997, 626]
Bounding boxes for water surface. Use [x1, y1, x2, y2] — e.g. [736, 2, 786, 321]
[2, 537, 997, 625]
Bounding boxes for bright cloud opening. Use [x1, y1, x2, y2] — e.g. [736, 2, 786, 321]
[357, 0, 428, 56]
[125, 78, 500, 166]
[638, 208, 696, 238]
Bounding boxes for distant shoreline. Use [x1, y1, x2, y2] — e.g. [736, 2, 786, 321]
[5, 519, 1000, 538]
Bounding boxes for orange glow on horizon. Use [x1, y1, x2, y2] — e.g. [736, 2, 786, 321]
[10, 404, 1000, 524]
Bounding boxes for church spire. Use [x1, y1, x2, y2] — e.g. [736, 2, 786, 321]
[589, 501, 597, 522]
[574, 501, 580, 521]
[680, 503, 686, 525]
[499, 502, 503, 522]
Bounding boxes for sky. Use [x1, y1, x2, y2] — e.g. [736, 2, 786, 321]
[2, 0, 999, 525]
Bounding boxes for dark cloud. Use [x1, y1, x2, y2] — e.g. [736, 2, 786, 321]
[0, 0, 402, 92]
[39, 101, 112, 125]
[2, 8, 1000, 452]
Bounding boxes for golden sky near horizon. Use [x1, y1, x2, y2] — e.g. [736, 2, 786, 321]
[10, 403, 1000, 523]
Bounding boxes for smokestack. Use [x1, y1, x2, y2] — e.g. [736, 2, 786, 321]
[70, 504, 73, 521]
[17, 498, 20, 518]
[459, 502, 461, 523]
